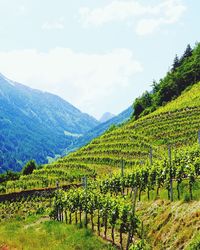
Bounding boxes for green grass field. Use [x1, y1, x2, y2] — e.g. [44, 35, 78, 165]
[0, 215, 115, 250]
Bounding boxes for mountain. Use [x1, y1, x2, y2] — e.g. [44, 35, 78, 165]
[2, 44, 200, 250]
[64, 106, 133, 154]
[99, 112, 115, 123]
[0, 73, 99, 173]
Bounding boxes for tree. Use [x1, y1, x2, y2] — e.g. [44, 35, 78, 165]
[180, 44, 193, 63]
[133, 98, 144, 119]
[22, 160, 37, 175]
[152, 80, 159, 93]
[133, 92, 152, 119]
[172, 54, 180, 71]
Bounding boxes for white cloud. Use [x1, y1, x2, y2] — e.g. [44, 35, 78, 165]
[17, 5, 27, 16]
[136, 0, 187, 35]
[79, 1, 151, 26]
[136, 18, 162, 36]
[79, 0, 187, 35]
[19, 5, 26, 13]
[42, 18, 65, 30]
[0, 48, 142, 118]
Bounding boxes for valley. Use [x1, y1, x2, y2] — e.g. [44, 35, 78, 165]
[0, 43, 200, 249]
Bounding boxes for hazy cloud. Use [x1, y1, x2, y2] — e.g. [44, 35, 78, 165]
[0, 48, 142, 117]
[79, 0, 186, 35]
[42, 17, 65, 30]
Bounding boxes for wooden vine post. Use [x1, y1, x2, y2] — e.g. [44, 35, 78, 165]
[82, 176, 88, 228]
[121, 159, 125, 195]
[121, 158, 125, 177]
[149, 146, 153, 166]
[126, 186, 138, 250]
[168, 145, 173, 202]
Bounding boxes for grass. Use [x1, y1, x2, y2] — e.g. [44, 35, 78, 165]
[136, 199, 200, 250]
[0, 216, 115, 250]
[186, 233, 200, 250]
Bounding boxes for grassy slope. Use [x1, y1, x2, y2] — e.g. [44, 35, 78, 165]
[0, 216, 115, 250]
[137, 200, 200, 250]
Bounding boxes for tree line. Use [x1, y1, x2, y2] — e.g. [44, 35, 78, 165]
[133, 43, 200, 119]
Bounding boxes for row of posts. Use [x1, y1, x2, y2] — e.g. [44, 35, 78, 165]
[120, 130, 200, 202]
[72, 131, 199, 249]
[56, 130, 200, 191]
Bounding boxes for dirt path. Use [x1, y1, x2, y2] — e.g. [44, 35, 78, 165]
[24, 216, 49, 229]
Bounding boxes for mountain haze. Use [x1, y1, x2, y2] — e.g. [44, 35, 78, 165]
[99, 112, 115, 123]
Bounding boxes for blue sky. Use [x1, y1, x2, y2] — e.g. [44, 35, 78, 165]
[0, 0, 199, 119]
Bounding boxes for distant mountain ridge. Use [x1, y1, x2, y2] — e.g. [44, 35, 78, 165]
[99, 112, 115, 123]
[0, 73, 99, 173]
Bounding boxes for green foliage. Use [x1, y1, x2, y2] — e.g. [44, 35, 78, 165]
[129, 239, 150, 250]
[107, 124, 117, 132]
[133, 43, 200, 119]
[0, 170, 20, 183]
[0, 196, 51, 222]
[133, 92, 152, 119]
[50, 188, 139, 248]
[22, 160, 37, 175]
[183, 193, 191, 203]
[186, 234, 200, 250]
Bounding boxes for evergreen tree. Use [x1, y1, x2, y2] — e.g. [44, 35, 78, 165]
[22, 160, 37, 175]
[152, 80, 159, 93]
[172, 54, 180, 71]
[180, 44, 192, 63]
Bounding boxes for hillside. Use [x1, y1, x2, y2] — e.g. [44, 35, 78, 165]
[4, 81, 200, 192]
[0, 195, 199, 250]
[64, 106, 133, 155]
[1, 70, 200, 250]
[0, 73, 99, 173]
[1, 81, 200, 250]
[133, 43, 200, 119]
[57, 81, 200, 175]
[137, 200, 200, 250]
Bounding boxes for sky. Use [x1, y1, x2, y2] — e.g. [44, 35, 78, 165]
[0, 0, 200, 119]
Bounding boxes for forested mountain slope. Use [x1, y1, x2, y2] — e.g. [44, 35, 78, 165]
[0, 74, 99, 173]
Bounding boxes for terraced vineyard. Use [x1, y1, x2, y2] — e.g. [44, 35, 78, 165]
[1, 83, 200, 250]
[0, 196, 51, 222]
[51, 81, 200, 172]
[3, 164, 94, 193]
[2, 82, 200, 193]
